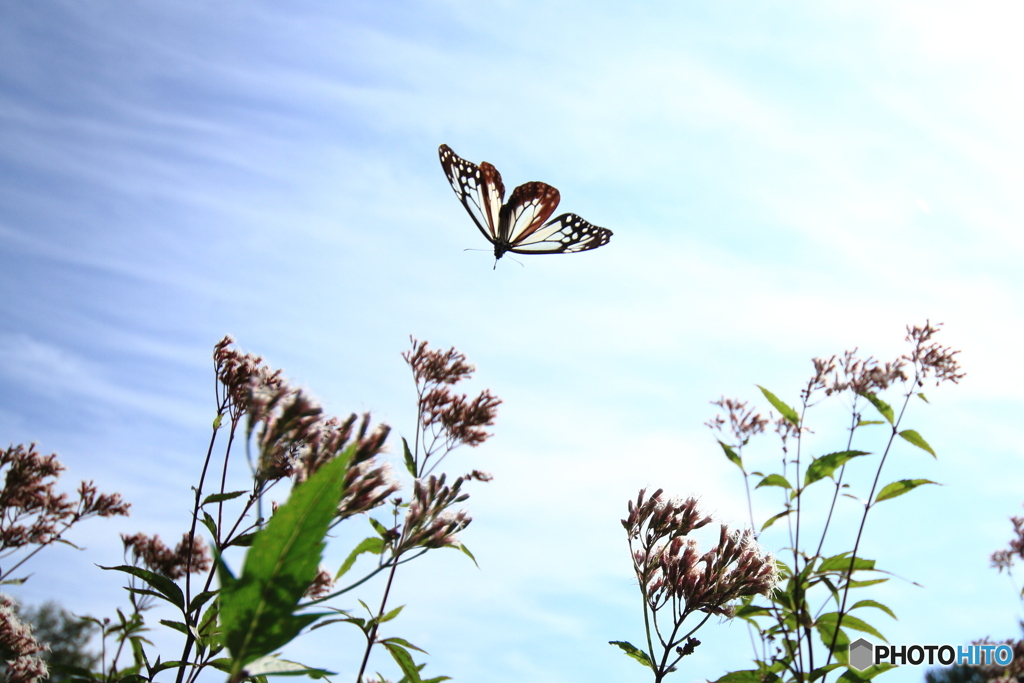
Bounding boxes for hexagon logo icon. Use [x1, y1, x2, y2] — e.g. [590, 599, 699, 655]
[849, 638, 874, 671]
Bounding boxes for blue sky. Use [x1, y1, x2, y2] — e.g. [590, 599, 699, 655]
[2, 2, 1023, 682]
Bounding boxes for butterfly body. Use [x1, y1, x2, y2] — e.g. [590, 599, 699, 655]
[439, 144, 612, 263]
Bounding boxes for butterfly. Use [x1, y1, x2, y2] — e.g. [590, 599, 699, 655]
[438, 144, 612, 264]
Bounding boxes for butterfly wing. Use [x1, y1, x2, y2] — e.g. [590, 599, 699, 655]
[439, 144, 504, 244]
[497, 181, 561, 251]
[508, 212, 613, 254]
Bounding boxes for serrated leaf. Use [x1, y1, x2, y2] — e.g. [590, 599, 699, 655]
[200, 511, 218, 540]
[159, 620, 189, 636]
[100, 565, 184, 610]
[242, 654, 336, 678]
[402, 437, 417, 477]
[819, 553, 876, 573]
[734, 604, 773, 618]
[149, 660, 186, 675]
[379, 605, 405, 624]
[814, 616, 850, 664]
[229, 532, 258, 548]
[219, 443, 355, 676]
[809, 664, 844, 682]
[188, 590, 218, 616]
[858, 392, 894, 425]
[608, 641, 653, 667]
[369, 517, 390, 537]
[393, 661, 449, 683]
[380, 637, 427, 653]
[126, 588, 168, 603]
[756, 474, 792, 490]
[805, 451, 870, 486]
[818, 611, 886, 642]
[202, 490, 248, 506]
[840, 662, 895, 682]
[761, 509, 792, 531]
[874, 479, 938, 503]
[850, 599, 896, 620]
[718, 441, 743, 470]
[335, 537, 385, 579]
[209, 658, 234, 673]
[711, 670, 765, 683]
[384, 643, 422, 683]
[757, 386, 800, 426]
[898, 430, 936, 457]
[198, 599, 220, 636]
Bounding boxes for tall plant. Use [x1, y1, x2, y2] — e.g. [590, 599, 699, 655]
[612, 322, 964, 683]
[37, 334, 498, 683]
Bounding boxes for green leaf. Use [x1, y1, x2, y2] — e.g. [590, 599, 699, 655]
[848, 578, 888, 588]
[718, 441, 743, 470]
[393, 661, 450, 683]
[402, 437, 417, 477]
[335, 537, 385, 579]
[874, 479, 938, 503]
[711, 671, 766, 683]
[840, 663, 895, 682]
[457, 543, 478, 568]
[809, 664, 844, 682]
[379, 605, 405, 624]
[380, 637, 427, 654]
[383, 643, 422, 683]
[818, 611, 886, 642]
[818, 553, 876, 573]
[209, 658, 233, 674]
[850, 599, 896, 620]
[734, 604, 773, 618]
[229, 531, 258, 548]
[369, 517, 390, 537]
[813, 616, 850, 664]
[99, 565, 185, 610]
[608, 641, 653, 667]
[761, 509, 792, 531]
[917, 392, 929, 403]
[219, 443, 356, 676]
[813, 574, 841, 608]
[198, 599, 220, 637]
[756, 474, 792, 490]
[188, 590, 218, 616]
[242, 654, 336, 678]
[202, 490, 248, 506]
[159, 620, 189, 636]
[805, 451, 870, 486]
[757, 386, 800, 426]
[200, 512, 218, 540]
[213, 413, 223, 430]
[148, 660, 186, 676]
[858, 392, 894, 425]
[856, 420, 885, 427]
[898, 430, 936, 457]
